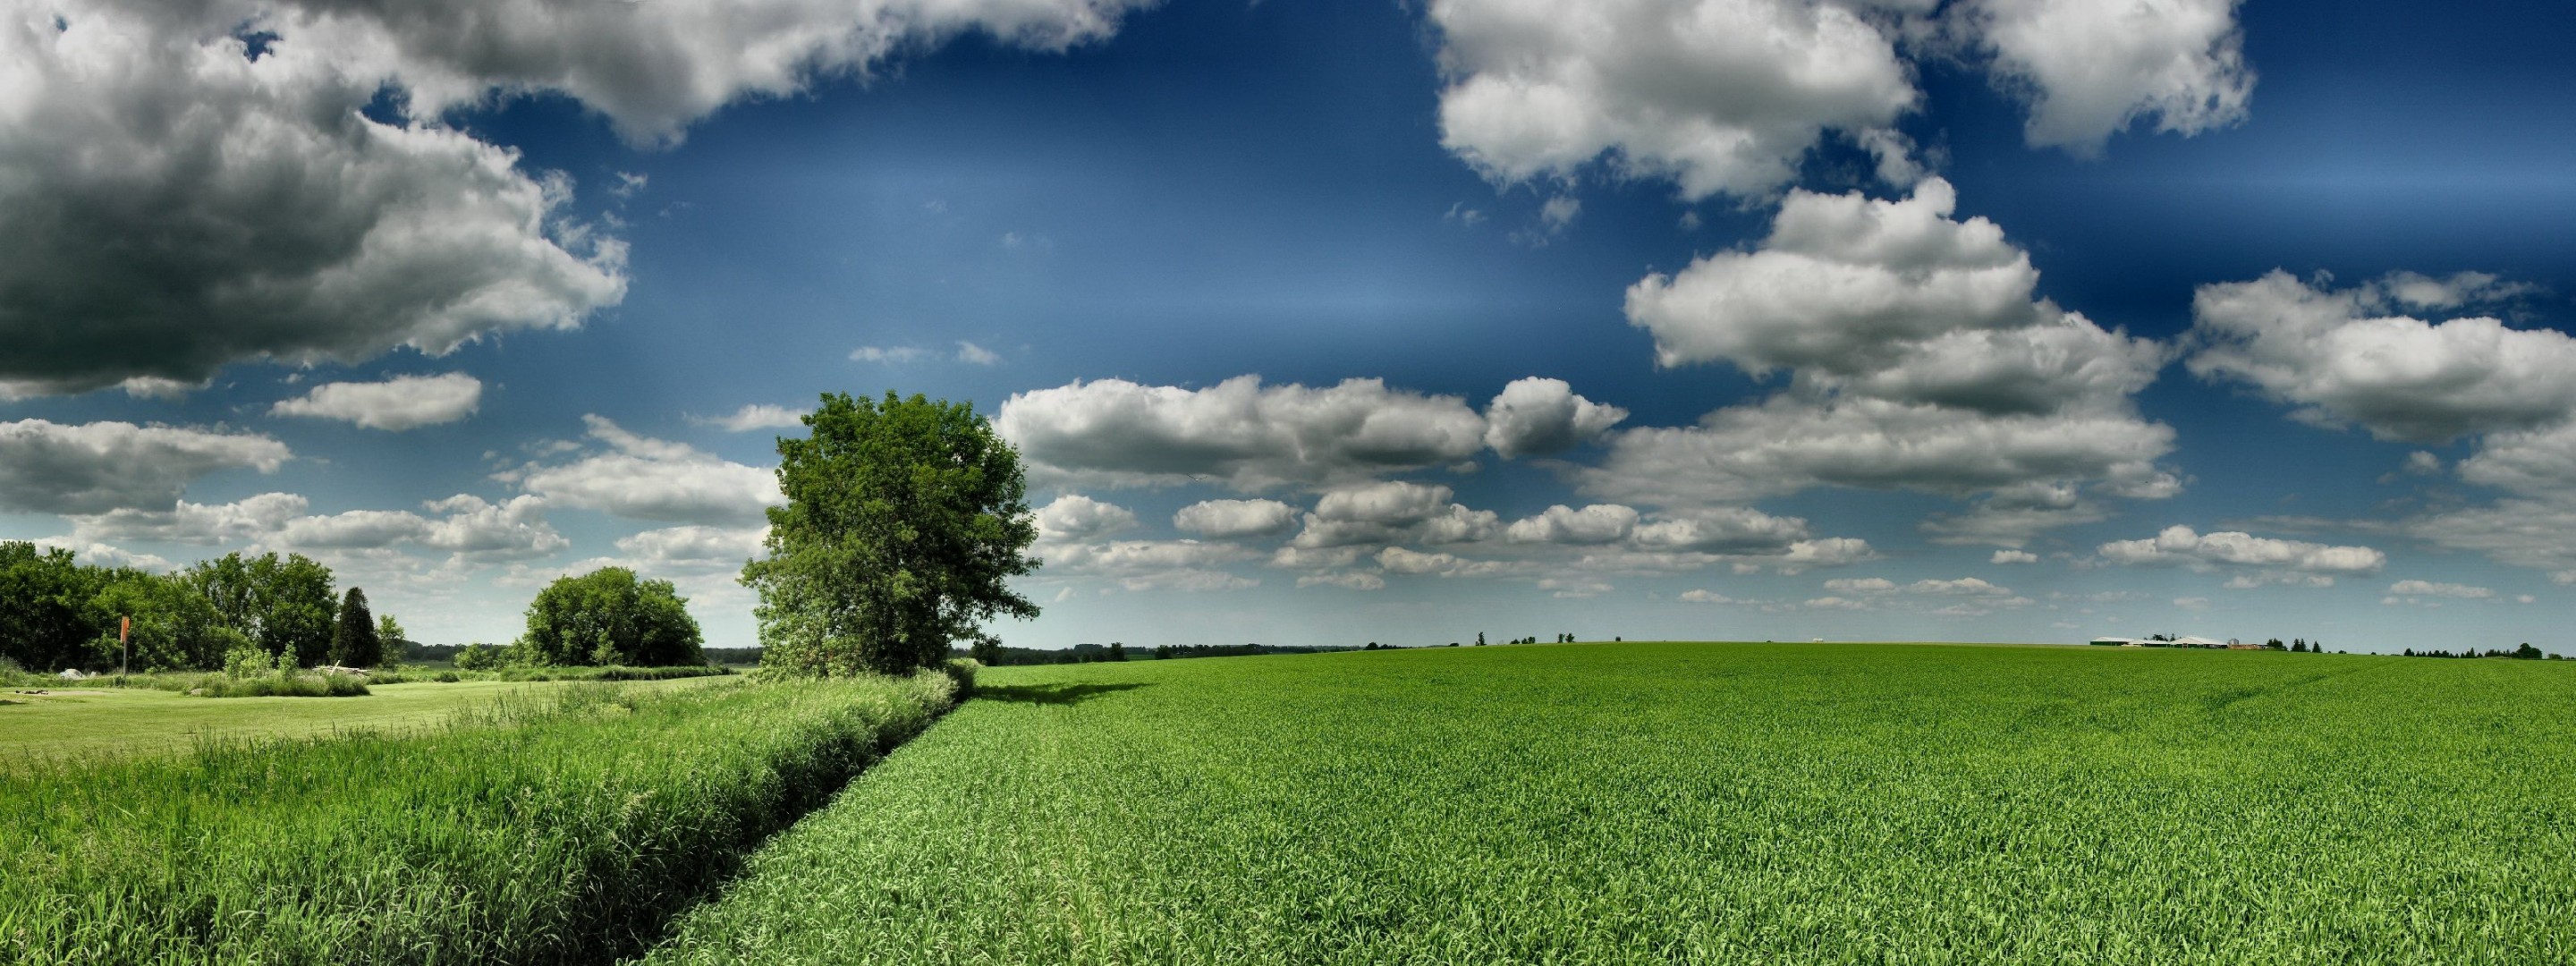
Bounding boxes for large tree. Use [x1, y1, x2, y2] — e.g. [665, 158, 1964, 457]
[186, 551, 336, 668]
[330, 587, 382, 668]
[521, 567, 706, 666]
[743, 391, 1040, 676]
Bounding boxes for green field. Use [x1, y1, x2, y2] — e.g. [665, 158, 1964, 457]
[649, 642, 2576, 964]
[0, 674, 728, 763]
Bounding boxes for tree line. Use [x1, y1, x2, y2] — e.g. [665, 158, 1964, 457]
[0, 544, 394, 674]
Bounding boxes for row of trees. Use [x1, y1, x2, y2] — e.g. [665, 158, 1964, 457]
[0, 544, 398, 674]
[2403, 644, 2555, 659]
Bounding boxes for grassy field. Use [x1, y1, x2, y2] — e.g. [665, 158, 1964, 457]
[0, 674, 728, 763]
[648, 642, 2576, 965]
[2, 669, 963, 964]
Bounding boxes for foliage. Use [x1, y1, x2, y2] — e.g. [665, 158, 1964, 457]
[187, 551, 337, 667]
[189, 672, 370, 698]
[0, 672, 961, 964]
[81, 570, 225, 672]
[0, 542, 110, 672]
[453, 641, 505, 671]
[650, 643, 2576, 964]
[377, 613, 408, 668]
[521, 567, 707, 667]
[330, 587, 383, 667]
[744, 391, 1039, 677]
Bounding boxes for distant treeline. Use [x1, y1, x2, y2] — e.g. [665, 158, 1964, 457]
[2404, 644, 2557, 660]
[2, 542, 347, 674]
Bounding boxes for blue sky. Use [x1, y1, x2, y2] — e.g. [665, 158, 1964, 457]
[5, 0, 2574, 653]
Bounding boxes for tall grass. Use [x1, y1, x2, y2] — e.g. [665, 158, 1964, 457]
[1, 668, 962, 964]
[188, 672, 369, 697]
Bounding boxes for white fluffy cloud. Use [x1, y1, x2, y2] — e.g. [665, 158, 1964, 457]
[998, 377, 1492, 490]
[2386, 580, 2493, 600]
[1593, 179, 2174, 538]
[1992, 549, 2039, 564]
[694, 404, 810, 433]
[2097, 525, 2384, 579]
[1429, 0, 1919, 200]
[1038, 538, 1258, 592]
[0, 419, 290, 514]
[1290, 481, 1498, 549]
[270, 373, 483, 430]
[1, 0, 1147, 394]
[2190, 270, 2576, 444]
[1035, 495, 1138, 542]
[1962, 0, 2253, 154]
[1374, 546, 1519, 579]
[1173, 498, 1299, 538]
[615, 525, 768, 565]
[512, 415, 783, 525]
[1482, 377, 1628, 458]
[72, 490, 565, 562]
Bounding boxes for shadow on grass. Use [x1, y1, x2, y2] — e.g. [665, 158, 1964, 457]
[976, 682, 1151, 706]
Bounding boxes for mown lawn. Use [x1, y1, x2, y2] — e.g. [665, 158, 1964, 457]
[647, 642, 2576, 965]
[0, 674, 728, 764]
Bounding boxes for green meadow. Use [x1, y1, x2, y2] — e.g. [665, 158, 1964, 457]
[651, 642, 2576, 965]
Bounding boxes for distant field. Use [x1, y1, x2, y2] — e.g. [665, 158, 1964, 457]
[0, 674, 728, 763]
[649, 642, 2576, 964]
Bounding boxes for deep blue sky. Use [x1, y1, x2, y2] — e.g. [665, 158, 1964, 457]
[6, 0, 2573, 653]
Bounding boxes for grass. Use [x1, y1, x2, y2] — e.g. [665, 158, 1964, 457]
[646, 641, 2576, 965]
[3, 669, 967, 964]
[0, 675, 729, 762]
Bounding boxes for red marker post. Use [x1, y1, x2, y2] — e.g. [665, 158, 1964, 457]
[119, 615, 130, 676]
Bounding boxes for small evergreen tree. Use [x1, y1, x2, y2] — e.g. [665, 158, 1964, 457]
[1107, 641, 1127, 662]
[330, 588, 381, 667]
[1475, 631, 1486, 647]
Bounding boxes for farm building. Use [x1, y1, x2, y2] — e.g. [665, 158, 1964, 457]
[2089, 637, 2140, 647]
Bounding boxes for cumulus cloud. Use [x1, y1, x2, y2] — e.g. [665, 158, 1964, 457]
[1962, 0, 2253, 154]
[1289, 481, 1497, 549]
[998, 377, 1491, 490]
[1038, 538, 1258, 592]
[1, 0, 1150, 394]
[512, 415, 782, 525]
[2097, 524, 2384, 578]
[1296, 571, 1385, 591]
[1374, 546, 1518, 579]
[29, 537, 173, 572]
[615, 524, 767, 566]
[849, 346, 932, 364]
[1034, 495, 1137, 542]
[1992, 549, 2039, 564]
[72, 490, 564, 562]
[1592, 179, 2174, 538]
[1429, 0, 1919, 200]
[955, 341, 1001, 365]
[2190, 270, 2576, 444]
[0, 419, 290, 514]
[1483, 377, 1628, 458]
[270, 373, 482, 430]
[2386, 580, 2494, 600]
[693, 404, 810, 432]
[1173, 498, 1299, 538]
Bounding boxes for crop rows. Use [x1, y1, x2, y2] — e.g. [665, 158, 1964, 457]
[646, 643, 2576, 965]
[2, 668, 962, 965]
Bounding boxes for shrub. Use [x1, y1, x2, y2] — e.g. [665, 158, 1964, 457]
[191, 673, 369, 698]
[521, 568, 706, 666]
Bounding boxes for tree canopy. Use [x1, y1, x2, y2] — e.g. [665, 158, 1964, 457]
[521, 567, 707, 666]
[331, 587, 382, 667]
[742, 391, 1039, 675]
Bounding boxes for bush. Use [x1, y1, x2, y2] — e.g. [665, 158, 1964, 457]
[191, 673, 369, 698]
[521, 568, 706, 666]
[453, 641, 504, 671]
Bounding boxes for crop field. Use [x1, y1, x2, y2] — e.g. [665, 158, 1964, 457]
[1, 669, 963, 964]
[649, 642, 2576, 965]
[0, 674, 730, 763]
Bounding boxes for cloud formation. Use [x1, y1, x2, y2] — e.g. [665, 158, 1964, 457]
[512, 416, 783, 525]
[1173, 498, 1300, 538]
[271, 373, 483, 430]
[2097, 524, 2384, 579]
[0, 419, 290, 514]
[1962, 0, 2254, 153]
[72, 491, 565, 562]
[1429, 0, 1919, 200]
[694, 404, 811, 432]
[1592, 179, 2174, 539]
[997, 377, 1492, 490]
[1483, 377, 1628, 458]
[1, 0, 1148, 394]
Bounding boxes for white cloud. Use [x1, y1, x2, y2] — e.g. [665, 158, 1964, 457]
[1506, 504, 1640, 546]
[270, 373, 482, 430]
[1290, 481, 1498, 549]
[1823, 576, 1898, 595]
[2189, 270, 2576, 444]
[1297, 571, 1385, 591]
[955, 341, 1001, 365]
[0, 419, 290, 514]
[29, 537, 172, 572]
[1678, 589, 1744, 604]
[1962, 0, 2254, 154]
[1992, 549, 2039, 564]
[1374, 546, 1518, 578]
[1038, 538, 1258, 592]
[72, 490, 564, 562]
[2173, 596, 2209, 611]
[1173, 498, 1300, 538]
[1034, 495, 1138, 543]
[1429, 0, 1919, 200]
[513, 415, 782, 526]
[2386, 580, 2494, 600]
[998, 377, 1490, 490]
[1594, 179, 2174, 539]
[614, 524, 767, 566]
[2097, 524, 2384, 576]
[694, 404, 810, 433]
[850, 346, 933, 364]
[1805, 596, 1871, 610]
[1539, 575, 1613, 598]
[1483, 377, 1629, 458]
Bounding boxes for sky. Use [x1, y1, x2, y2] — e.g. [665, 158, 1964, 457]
[5, 0, 2575, 654]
